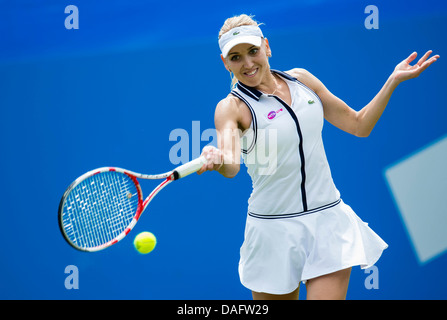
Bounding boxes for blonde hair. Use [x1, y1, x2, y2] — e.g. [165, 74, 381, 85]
[219, 14, 264, 88]
[218, 14, 262, 39]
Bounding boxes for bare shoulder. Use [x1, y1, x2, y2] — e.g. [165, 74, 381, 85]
[215, 95, 241, 123]
[286, 68, 312, 80]
[216, 94, 240, 112]
[285, 68, 325, 92]
[215, 94, 252, 131]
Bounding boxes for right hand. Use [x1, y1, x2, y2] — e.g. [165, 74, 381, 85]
[197, 146, 223, 174]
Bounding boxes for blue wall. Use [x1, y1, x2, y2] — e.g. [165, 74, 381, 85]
[1, 0, 446, 299]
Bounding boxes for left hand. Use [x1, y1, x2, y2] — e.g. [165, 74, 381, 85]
[392, 50, 439, 84]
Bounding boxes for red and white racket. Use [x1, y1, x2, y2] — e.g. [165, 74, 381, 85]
[58, 156, 206, 252]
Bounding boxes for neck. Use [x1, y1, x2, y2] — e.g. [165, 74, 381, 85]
[257, 71, 279, 95]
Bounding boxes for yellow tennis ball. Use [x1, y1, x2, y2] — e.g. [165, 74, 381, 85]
[133, 232, 157, 254]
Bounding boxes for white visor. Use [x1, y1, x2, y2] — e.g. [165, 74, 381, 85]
[219, 25, 264, 58]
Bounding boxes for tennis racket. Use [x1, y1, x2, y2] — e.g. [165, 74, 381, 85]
[58, 156, 206, 252]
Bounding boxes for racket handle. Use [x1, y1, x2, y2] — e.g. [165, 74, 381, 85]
[172, 156, 207, 180]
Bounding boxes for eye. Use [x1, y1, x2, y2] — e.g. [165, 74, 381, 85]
[249, 48, 259, 55]
[230, 55, 240, 61]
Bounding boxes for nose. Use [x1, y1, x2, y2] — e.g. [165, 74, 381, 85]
[241, 55, 255, 69]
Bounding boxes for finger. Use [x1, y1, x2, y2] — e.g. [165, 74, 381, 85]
[211, 149, 223, 171]
[198, 147, 213, 174]
[196, 164, 207, 175]
[406, 51, 417, 64]
[417, 50, 432, 66]
[419, 55, 439, 73]
[201, 145, 214, 155]
[202, 146, 216, 161]
[215, 148, 223, 164]
[211, 151, 219, 169]
[422, 54, 439, 67]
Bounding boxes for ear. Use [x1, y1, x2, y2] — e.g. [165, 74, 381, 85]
[264, 38, 272, 57]
[220, 54, 231, 72]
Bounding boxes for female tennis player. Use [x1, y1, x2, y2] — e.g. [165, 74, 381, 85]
[198, 14, 439, 300]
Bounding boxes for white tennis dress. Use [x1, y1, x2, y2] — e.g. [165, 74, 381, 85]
[232, 70, 388, 295]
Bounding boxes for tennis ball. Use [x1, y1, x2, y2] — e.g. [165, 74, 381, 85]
[133, 231, 157, 254]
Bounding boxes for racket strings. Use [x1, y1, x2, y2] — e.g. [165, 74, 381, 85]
[62, 171, 139, 249]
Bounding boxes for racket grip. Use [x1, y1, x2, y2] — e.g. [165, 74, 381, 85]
[172, 156, 207, 180]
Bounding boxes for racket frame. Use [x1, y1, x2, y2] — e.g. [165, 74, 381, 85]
[58, 156, 205, 252]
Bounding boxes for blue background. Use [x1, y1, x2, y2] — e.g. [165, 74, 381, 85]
[0, 0, 446, 299]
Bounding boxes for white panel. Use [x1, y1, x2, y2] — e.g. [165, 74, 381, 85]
[385, 136, 447, 264]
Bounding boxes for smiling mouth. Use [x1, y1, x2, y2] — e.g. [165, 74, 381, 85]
[244, 68, 258, 77]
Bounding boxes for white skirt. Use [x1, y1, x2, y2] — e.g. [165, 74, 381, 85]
[238, 199, 388, 295]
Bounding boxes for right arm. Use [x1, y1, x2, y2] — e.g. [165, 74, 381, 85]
[198, 96, 242, 178]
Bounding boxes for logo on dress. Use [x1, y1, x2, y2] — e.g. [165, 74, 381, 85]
[267, 108, 284, 120]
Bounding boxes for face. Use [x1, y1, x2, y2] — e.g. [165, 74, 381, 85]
[222, 39, 271, 87]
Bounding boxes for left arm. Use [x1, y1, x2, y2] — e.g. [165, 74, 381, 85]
[290, 50, 439, 137]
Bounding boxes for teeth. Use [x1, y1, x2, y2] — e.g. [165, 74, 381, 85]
[246, 69, 257, 76]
